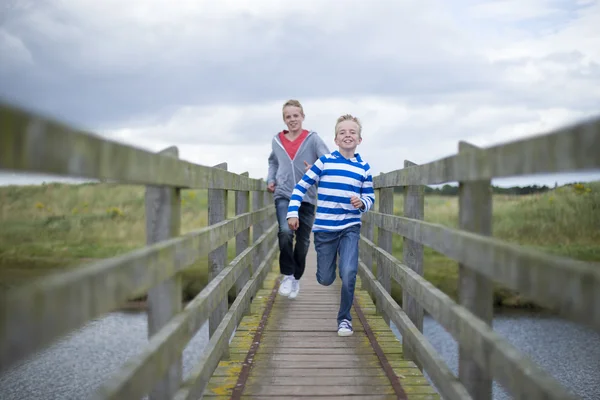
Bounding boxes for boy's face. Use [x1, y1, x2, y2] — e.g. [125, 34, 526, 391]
[282, 106, 304, 133]
[334, 120, 362, 152]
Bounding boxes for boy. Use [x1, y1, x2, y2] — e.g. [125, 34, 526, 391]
[286, 114, 375, 336]
[267, 99, 330, 299]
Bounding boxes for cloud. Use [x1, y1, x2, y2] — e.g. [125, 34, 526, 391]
[468, 0, 572, 22]
[1, 0, 599, 187]
[0, 0, 496, 126]
[0, 30, 33, 73]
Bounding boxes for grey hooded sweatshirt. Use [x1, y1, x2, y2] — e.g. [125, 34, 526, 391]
[267, 130, 330, 205]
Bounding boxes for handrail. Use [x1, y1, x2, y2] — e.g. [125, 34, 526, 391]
[0, 102, 266, 191]
[0, 100, 279, 399]
[91, 223, 278, 399]
[363, 211, 600, 331]
[174, 240, 279, 400]
[357, 260, 472, 400]
[360, 114, 599, 400]
[359, 236, 577, 400]
[374, 115, 600, 187]
[0, 205, 275, 375]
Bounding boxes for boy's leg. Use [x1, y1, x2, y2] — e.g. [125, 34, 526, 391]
[275, 198, 296, 296]
[313, 230, 339, 287]
[337, 225, 361, 325]
[292, 201, 315, 280]
[275, 198, 296, 275]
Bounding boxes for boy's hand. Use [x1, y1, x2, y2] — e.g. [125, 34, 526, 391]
[350, 196, 364, 210]
[267, 182, 276, 193]
[288, 217, 299, 230]
[304, 161, 312, 172]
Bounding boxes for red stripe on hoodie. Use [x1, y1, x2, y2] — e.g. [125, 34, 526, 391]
[279, 129, 309, 160]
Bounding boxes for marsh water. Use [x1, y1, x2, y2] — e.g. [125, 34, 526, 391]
[391, 310, 600, 399]
[0, 309, 599, 399]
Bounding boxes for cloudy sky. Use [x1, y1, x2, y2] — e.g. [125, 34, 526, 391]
[1, 0, 599, 187]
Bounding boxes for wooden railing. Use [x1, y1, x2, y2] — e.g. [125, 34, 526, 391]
[0, 102, 278, 399]
[2, 100, 599, 400]
[358, 115, 600, 400]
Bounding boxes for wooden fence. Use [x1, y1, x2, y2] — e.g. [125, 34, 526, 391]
[358, 115, 600, 400]
[0, 102, 278, 399]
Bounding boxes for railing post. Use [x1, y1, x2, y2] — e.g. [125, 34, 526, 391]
[208, 162, 229, 356]
[260, 190, 271, 274]
[377, 186, 393, 325]
[251, 191, 265, 275]
[458, 142, 493, 400]
[361, 215, 374, 273]
[234, 172, 250, 299]
[263, 190, 272, 232]
[360, 216, 374, 297]
[402, 160, 425, 367]
[145, 146, 182, 399]
[262, 190, 273, 266]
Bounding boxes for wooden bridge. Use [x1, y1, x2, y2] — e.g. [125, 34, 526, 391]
[0, 100, 599, 400]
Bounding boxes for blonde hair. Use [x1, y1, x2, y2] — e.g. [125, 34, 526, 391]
[282, 99, 305, 117]
[335, 114, 362, 137]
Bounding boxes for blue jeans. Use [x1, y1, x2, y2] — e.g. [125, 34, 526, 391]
[313, 224, 361, 324]
[275, 198, 315, 280]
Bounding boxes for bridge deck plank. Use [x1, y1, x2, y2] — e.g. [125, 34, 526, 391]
[204, 246, 440, 399]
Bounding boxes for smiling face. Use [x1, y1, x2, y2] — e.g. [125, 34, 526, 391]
[334, 119, 362, 153]
[282, 105, 305, 134]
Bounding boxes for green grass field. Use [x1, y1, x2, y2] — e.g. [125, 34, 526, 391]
[0, 181, 598, 308]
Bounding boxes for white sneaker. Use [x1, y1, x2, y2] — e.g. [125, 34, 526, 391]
[288, 279, 300, 299]
[338, 319, 353, 337]
[278, 275, 294, 297]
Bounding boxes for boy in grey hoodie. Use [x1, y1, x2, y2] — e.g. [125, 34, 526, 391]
[267, 99, 330, 299]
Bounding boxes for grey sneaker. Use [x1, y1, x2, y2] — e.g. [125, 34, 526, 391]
[338, 319, 353, 336]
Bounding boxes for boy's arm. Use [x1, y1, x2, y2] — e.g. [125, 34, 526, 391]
[267, 146, 278, 186]
[359, 165, 375, 213]
[287, 157, 325, 219]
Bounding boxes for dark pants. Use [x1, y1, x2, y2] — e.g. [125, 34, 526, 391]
[275, 198, 315, 280]
[313, 224, 361, 324]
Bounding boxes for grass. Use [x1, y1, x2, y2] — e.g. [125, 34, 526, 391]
[0, 181, 598, 309]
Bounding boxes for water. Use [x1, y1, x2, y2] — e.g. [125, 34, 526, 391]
[0, 311, 211, 400]
[1, 310, 599, 399]
[391, 310, 600, 400]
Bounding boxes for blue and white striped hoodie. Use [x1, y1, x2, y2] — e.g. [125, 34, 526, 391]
[286, 150, 375, 232]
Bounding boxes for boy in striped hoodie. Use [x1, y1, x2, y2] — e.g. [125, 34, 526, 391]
[286, 114, 375, 336]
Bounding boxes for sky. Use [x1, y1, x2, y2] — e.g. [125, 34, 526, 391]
[1, 0, 599, 187]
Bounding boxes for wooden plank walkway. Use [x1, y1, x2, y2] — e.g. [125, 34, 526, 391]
[204, 246, 440, 399]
